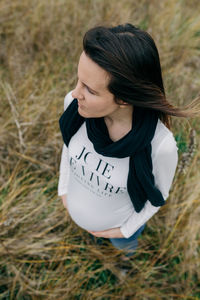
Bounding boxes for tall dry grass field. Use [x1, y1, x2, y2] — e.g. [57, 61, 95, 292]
[0, 0, 200, 299]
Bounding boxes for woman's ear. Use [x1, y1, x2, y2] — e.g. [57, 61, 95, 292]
[118, 99, 129, 108]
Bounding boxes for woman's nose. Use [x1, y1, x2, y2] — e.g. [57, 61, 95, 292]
[72, 81, 84, 100]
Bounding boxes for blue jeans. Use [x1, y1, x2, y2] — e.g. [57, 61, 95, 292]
[109, 223, 146, 257]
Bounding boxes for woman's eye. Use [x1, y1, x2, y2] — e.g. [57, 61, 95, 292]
[86, 86, 94, 94]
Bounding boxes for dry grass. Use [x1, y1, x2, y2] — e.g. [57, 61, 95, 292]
[0, 0, 200, 299]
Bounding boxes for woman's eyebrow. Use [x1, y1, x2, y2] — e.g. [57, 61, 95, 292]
[82, 81, 99, 95]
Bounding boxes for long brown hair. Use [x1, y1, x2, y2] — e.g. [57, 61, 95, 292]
[83, 23, 200, 129]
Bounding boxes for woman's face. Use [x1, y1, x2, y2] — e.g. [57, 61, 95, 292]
[72, 51, 120, 118]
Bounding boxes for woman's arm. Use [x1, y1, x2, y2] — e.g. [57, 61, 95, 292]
[120, 133, 179, 238]
[58, 144, 69, 210]
[58, 92, 74, 207]
[58, 143, 70, 197]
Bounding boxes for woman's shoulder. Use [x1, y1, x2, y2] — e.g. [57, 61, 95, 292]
[64, 90, 74, 111]
[151, 119, 179, 159]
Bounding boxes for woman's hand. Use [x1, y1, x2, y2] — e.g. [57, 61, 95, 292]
[88, 227, 124, 238]
[60, 194, 68, 209]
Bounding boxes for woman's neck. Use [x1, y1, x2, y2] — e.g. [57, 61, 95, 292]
[104, 105, 134, 141]
[104, 105, 134, 127]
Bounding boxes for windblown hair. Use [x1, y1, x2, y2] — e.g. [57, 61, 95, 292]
[83, 23, 200, 129]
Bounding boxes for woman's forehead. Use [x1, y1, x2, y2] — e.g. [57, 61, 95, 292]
[78, 51, 110, 90]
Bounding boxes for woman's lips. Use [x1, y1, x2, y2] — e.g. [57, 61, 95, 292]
[78, 101, 84, 109]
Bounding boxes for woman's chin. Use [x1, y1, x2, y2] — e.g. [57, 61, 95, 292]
[78, 106, 99, 118]
[78, 106, 88, 117]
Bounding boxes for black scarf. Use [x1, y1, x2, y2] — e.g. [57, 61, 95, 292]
[59, 98, 165, 213]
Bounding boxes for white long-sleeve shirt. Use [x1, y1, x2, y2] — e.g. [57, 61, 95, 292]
[58, 91, 179, 238]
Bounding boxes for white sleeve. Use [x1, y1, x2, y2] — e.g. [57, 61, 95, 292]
[120, 133, 179, 238]
[57, 90, 74, 196]
[58, 144, 70, 196]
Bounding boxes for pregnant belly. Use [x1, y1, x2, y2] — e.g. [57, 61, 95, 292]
[67, 196, 132, 232]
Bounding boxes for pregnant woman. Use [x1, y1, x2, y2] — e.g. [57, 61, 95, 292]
[58, 23, 197, 257]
